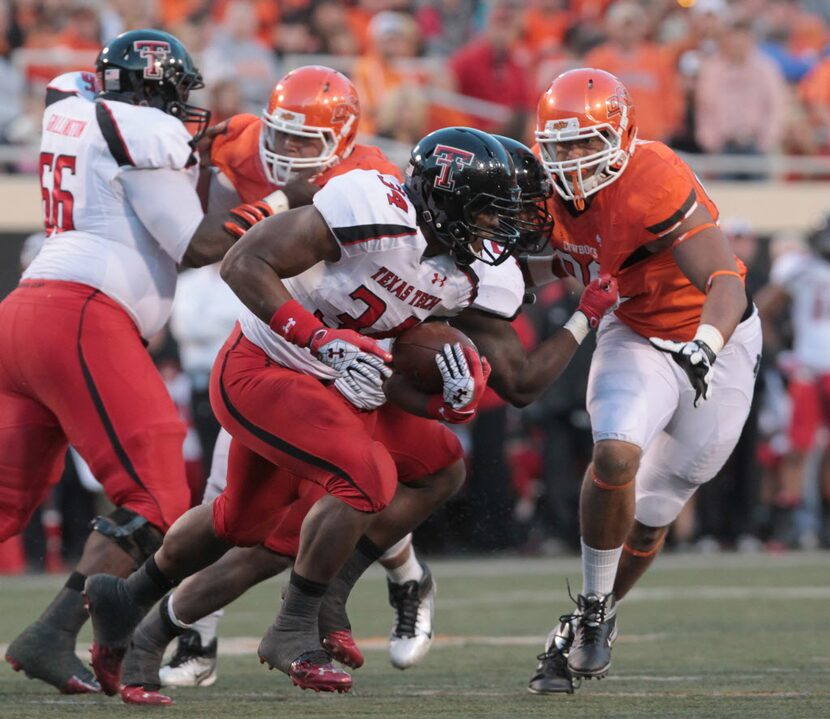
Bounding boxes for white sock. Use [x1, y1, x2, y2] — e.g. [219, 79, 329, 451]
[166, 595, 192, 630]
[386, 545, 424, 585]
[379, 533, 412, 563]
[580, 539, 622, 597]
[189, 609, 223, 646]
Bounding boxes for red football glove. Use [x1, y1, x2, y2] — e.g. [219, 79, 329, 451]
[426, 344, 491, 424]
[224, 200, 274, 240]
[577, 273, 619, 329]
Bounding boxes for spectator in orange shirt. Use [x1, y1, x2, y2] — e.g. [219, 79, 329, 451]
[798, 56, 830, 153]
[584, 0, 683, 143]
[524, 0, 573, 56]
[353, 11, 424, 137]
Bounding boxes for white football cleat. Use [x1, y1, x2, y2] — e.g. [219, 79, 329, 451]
[159, 630, 218, 687]
[388, 562, 435, 670]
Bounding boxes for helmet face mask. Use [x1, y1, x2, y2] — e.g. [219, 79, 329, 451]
[259, 66, 359, 186]
[537, 120, 628, 202]
[405, 127, 523, 267]
[494, 134, 553, 254]
[96, 30, 211, 143]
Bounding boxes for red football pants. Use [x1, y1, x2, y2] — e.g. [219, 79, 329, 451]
[210, 326, 463, 553]
[789, 373, 830, 452]
[0, 281, 190, 540]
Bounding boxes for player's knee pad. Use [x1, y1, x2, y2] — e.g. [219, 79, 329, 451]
[90, 507, 164, 565]
[335, 441, 396, 513]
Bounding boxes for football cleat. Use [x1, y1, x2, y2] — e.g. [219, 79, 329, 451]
[259, 648, 352, 693]
[5, 621, 101, 694]
[159, 630, 218, 687]
[120, 684, 173, 705]
[258, 616, 352, 693]
[388, 562, 435, 670]
[83, 575, 146, 695]
[527, 615, 578, 694]
[322, 629, 365, 669]
[567, 592, 618, 679]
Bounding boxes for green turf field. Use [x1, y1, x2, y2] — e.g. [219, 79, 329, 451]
[2, 552, 828, 718]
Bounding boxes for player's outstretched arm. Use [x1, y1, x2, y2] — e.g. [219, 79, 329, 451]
[452, 276, 617, 407]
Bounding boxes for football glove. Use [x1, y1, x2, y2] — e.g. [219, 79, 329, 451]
[270, 299, 393, 370]
[426, 343, 491, 424]
[224, 200, 274, 240]
[650, 337, 716, 407]
[577, 273, 619, 329]
[334, 354, 391, 411]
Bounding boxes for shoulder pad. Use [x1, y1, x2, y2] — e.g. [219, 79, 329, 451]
[46, 71, 98, 106]
[312, 169, 417, 253]
[95, 100, 194, 170]
[471, 257, 525, 319]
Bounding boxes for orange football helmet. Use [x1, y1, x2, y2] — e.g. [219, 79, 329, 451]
[260, 65, 360, 184]
[535, 68, 637, 203]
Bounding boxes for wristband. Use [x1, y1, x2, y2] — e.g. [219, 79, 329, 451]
[268, 299, 323, 347]
[262, 189, 290, 215]
[693, 323, 724, 355]
[563, 311, 591, 344]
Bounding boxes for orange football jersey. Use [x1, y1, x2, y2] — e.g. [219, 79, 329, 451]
[547, 140, 746, 341]
[210, 113, 402, 204]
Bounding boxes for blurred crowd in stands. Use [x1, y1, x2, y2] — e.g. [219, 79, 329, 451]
[2, 0, 830, 169]
[1, 0, 830, 572]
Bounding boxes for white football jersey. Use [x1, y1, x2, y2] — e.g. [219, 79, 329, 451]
[239, 169, 480, 379]
[23, 72, 199, 337]
[770, 250, 830, 371]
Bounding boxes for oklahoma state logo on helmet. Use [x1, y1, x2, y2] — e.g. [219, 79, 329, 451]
[433, 145, 475, 191]
[133, 40, 171, 80]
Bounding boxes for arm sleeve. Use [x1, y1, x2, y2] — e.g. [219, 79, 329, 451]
[118, 168, 205, 263]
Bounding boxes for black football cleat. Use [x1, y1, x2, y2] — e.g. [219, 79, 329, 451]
[83, 575, 147, 695]
[567, 592, 618, 679]
[528, 614, 578, 694]
[5, 620, 101, 694]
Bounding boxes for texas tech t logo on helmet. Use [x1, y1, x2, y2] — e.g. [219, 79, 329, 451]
[433, 145, 475, 192]
[133, 40, 171, 80]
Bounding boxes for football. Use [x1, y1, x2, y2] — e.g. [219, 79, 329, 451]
[392, 322, 478, 394]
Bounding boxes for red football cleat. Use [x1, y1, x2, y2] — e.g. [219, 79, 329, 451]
[289, 659, 352, 693]
[89, 642, 125, 696]
[120, 684, 174, 706]
[322, 630, 365, 669]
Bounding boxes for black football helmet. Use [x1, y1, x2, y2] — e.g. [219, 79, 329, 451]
[95, 29, 210, 142]
[494, 135, 553, 254]
[405, 127, 522, 266]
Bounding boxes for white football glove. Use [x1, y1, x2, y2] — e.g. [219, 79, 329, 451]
[650, 337, 717, 407]
[435, 343, 476, 410]
[334, 354, 391, 411]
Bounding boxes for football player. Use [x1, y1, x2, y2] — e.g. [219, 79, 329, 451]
[756, 217, 830, 548]
[524, 68, 762, 693]
[0, 29, 282, 695]
[157, 66, 440, 688]
[83, 127, 619, 698]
